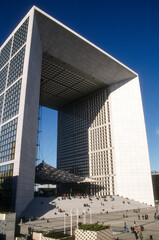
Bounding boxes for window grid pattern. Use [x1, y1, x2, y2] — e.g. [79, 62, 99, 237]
[7, 46, 25, 87]
[0, 118, 18, 163]
[90, 176, 114, 196]
[0, 18, 28, 172]
[11, 18, 29, 56]
[88, 89, 114, 195]
[90, 150, 113, 176]
[0, 94, 4, 123]
[58, 88, 114, 195]
[0, 38, 12, 70]
[0, 163, 14, 211]
[2, 79, 22, 123]
[88, 91, 107, 128]
[0, 64, 8, 94]
[0, 163, 13, 172]
[58, 99, 89, 177]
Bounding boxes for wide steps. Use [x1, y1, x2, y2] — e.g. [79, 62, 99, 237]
[21, 195, 149, 219]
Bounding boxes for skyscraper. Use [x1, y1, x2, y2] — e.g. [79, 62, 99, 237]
[0, 6, 154, 216]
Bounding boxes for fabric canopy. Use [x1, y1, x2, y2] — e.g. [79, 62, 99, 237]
[35, 161, 95, 184]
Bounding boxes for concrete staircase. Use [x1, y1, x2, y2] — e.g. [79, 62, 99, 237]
[21, 195, 150, 220]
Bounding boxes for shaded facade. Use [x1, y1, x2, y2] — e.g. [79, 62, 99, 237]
[152, 173, 159, 202]
[57, 88, 114, 195]
[0, 6, 154, 216]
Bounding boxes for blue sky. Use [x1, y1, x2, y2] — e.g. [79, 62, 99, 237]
[0, 0, 159, 171]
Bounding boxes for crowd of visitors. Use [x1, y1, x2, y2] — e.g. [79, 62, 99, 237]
[19, 197, 159, 240]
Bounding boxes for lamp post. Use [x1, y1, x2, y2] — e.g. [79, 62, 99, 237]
[76, 208, 79, 229]
[70, 209, 72, 236]
[64, 212, 66, 234]
[83, 209, 86, 224]
[90, 208, 92, 224]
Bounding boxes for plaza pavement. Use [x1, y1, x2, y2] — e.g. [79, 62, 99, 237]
[20, 196, 159, 239]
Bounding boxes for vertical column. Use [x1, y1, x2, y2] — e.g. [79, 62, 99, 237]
[14, 10, 43, 216]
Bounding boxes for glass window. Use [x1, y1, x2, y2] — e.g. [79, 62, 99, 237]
[0, 64, 8, 94]
[0, 38, 12, 70]
[3, 79, 22, 123]
[0, 118, 18, 163]
[7, 47, 25, 87]
[0, 94, 4, 123]
[0, 163, 14, 211]
[12, 18, 29, 56]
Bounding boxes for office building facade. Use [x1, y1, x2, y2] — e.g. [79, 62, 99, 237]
[151, 172, 159, 203]
[0, 6, 154, 216]
[57, 88, 114, 195]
